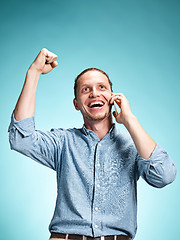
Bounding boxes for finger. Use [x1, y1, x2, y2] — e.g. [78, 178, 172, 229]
[112, 99, 122, 110]
[41, 48, 58, 63]
[111, 92, 123, 96]
[50, 60, 58, 68]
[41, 48, 50, 57]
[46, 55, 58, 64]
[110, 95, 123, 104]
[112, 111, 117, 118]
[110, 93, 123, 99]
[110, 95, 118, 104]
[42, 64, 53, 74]
[42, 61, 58, 74]
[114, 101, 118, 116]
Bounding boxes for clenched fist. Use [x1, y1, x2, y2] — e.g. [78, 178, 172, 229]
[29, 48, 58, 74]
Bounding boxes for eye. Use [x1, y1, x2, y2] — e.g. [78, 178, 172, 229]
[99, 85, 105, 90]
[82, 87, 90, 93]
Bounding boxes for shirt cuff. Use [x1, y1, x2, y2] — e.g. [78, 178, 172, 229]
[8, 112, 35, 137]
[137, 143, 176, 188]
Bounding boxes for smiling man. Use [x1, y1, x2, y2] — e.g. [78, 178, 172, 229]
[8, 49, 176, 240]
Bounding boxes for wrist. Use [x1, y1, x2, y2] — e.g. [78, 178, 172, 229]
[123, 113, 138, 129]
[25, 64, 41, 86]
[28, 63, 42, 76]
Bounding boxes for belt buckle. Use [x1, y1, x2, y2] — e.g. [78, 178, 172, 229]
[102, 236, 116, 240]
[82, 236, 105, 240]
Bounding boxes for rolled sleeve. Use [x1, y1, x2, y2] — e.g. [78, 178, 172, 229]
[8, 113, 35, 137]
[8, 112, 64, 171]
[136, 144, 177, 188]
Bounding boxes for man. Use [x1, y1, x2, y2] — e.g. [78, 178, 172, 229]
[8, 48, 176, 240]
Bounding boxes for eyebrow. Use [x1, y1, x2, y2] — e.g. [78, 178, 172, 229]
[80, 82, 108, 88]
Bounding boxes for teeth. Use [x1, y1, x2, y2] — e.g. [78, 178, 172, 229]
[89, 101, 104, 107]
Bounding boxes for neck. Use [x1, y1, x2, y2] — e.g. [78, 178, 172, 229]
[83, 114, 113, 140]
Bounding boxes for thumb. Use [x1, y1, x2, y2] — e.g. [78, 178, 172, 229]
[112, 111, 117, 118]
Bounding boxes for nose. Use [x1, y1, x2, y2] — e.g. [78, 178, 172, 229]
[89, 87, 100, 98]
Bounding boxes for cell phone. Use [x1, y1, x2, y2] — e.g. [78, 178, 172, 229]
[114, 101, 118, 117]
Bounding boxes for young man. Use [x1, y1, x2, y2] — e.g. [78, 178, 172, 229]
[8, 48, 176, 240]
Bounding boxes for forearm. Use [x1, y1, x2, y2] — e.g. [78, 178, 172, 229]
[124, 114, 156, 159]
[13, 48, 58, 121]
[14, 66, 41, 121]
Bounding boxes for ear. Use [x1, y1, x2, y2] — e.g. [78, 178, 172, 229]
[73, 98, 80, 111]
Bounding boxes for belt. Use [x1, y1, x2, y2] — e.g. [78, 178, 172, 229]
[50, 233, 131, 240]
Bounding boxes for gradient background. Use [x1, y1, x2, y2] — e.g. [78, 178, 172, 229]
[0, 0, 179, 239]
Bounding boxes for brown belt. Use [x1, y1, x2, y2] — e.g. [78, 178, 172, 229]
[50, 233, 131, 240]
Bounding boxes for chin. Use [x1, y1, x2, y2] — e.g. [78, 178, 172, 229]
[87, 111, 111, 122]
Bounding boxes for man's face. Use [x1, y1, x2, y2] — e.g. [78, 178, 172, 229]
[73, 70, 112, 122]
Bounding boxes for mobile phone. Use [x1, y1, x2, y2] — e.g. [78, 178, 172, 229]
[114, 101, 118, 117]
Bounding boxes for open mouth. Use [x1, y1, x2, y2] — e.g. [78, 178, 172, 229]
[88, 101, 105, 109]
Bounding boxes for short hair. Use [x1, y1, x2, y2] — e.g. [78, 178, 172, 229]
[74, 68, 113, 99]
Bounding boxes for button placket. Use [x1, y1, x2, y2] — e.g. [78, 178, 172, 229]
[92, 142, 99, 234]
[92, 141, 105, 235]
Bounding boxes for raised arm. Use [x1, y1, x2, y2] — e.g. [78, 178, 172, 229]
[14, 48, 58, 121]
[8, 48, 61, 170]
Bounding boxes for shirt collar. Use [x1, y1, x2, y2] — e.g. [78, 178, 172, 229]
[81, 123, 118, 139]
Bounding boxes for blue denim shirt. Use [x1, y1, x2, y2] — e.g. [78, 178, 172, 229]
[8, 113, 176, 239]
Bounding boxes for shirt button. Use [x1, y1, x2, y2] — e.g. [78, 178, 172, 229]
[95, 224, 98, 228]
[95, 207, 98, 211]
[97, 184, 100, 188]
[97, 163, 100, 167]
[99, 143, 101, 147]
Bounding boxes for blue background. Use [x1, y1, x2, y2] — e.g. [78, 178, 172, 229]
[1, 0, 179, 239]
